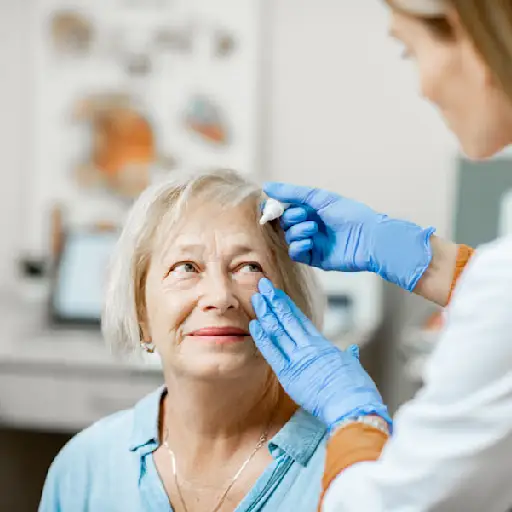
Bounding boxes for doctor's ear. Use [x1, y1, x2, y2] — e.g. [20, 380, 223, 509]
[444, 7, 496, 89]
[442, 6, 463, 39]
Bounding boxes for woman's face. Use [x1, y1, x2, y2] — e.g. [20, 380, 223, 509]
[389, 9, 512, 159]
[141, 198, 280, 379]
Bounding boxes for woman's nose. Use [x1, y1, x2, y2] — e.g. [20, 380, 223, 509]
[198, 272, 239, 313]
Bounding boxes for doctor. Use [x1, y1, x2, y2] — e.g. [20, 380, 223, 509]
[249, 1, 512, 511]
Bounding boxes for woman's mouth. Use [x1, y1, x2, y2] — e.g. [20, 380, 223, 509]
[187, 326, 250, 344]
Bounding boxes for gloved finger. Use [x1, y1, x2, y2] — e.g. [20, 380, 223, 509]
[277, 290, 319, 338]
[263, 182, 337, 212]
[251, 292, 297, 351]
[285, 221, 318, 245]
[348, 344, 360, 360]
[288, 239, 313, 264]
[280, 206, 308, 229]
[258, 278, 309, 344]
[249, 319, 287, 371]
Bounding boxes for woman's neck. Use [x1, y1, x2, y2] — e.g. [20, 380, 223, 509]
[160, 367, 296, 469]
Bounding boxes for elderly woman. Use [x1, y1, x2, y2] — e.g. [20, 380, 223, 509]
[39, 169, 330, 511]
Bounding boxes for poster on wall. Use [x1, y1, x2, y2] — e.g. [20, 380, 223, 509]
[28, 0, 266, 256]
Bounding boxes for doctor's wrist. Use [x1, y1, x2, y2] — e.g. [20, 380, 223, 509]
[413, 236, 459, 307]
[320, 415, 390, 505]
[370, 217, 436, 292]
[330, 415, 390, 439]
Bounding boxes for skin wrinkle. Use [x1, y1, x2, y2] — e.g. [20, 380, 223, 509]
[141, 198, 285, 381]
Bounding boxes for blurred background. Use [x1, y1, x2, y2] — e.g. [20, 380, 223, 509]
[1, 1, 511, 510]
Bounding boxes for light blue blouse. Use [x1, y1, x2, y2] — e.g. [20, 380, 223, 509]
[39, 387, 327, 511]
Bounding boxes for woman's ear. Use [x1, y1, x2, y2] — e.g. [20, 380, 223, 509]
[138, 298, 151, 341]
[139, 321, 151, 342]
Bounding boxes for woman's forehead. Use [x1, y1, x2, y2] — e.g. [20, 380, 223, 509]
[157, 200, 270, 255]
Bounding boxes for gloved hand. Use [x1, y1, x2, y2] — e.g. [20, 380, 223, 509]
[250, 278, 391, 433]
[263, 182, 435, 292]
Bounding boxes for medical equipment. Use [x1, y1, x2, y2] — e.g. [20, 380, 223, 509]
[259, 198, 289, 225]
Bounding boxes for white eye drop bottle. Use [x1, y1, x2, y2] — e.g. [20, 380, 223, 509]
[260, 198, 290, 225]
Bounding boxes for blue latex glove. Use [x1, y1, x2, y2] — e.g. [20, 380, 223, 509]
[263, 182, 435, 292]
[250, 278, 392, 432]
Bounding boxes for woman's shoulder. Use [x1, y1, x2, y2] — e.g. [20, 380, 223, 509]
[60, 407, 134, 461]
[39, 387, 163, 510]
[39, 409, 135, 511]
[52, 385, 163, 464]
[43, 406, 136, 493]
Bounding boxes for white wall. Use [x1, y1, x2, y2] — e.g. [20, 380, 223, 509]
[268, 0, 457, 233]
[0, 1, 33, 290]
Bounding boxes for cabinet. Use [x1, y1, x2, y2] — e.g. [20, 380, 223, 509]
[0, 297, 162, 433]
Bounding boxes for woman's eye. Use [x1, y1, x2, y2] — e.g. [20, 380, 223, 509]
[172, 262, 198, 274]
[236, 262, 263, 274]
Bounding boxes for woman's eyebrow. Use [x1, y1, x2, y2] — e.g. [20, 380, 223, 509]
[172, 242, 205, 253]
[227, 243, 263, 258]
[160, 242, 205, 263]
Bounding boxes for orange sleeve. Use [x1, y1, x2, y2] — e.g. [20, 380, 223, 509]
[318, 423, 388, 510]
[318, 244, 475, 510]
[319, 423, 388, 509]
[447, 244, 474, 304]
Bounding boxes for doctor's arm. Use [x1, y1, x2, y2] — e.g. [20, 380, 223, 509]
[249, 245, 477, 510]
[319, 242, 475, 503]
[321, 238, 512, 511]
[263, 182, 469, 307]
[252, 241, 512, 511]
[413, 238, 472, 306]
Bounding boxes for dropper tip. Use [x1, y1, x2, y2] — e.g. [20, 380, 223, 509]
[259, 214, 270, 225]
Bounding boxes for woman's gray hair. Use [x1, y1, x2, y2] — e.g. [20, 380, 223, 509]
[102, 168, 325, 355]
[390, 0, 446, 16]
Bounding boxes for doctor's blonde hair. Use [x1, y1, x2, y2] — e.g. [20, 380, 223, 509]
[386, 1, 512, 103]
[102, 168, 325, 355]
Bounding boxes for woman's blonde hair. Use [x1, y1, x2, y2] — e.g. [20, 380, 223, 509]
[387, 1, 512, 102]
[102, 168, 325, 355]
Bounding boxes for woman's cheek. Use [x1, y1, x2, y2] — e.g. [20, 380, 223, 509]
[232, 272, 261, 291]
[162, 275, 199, 291]
[232, 274, 261, 319]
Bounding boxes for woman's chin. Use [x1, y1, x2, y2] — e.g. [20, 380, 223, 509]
[458, 132, 510, 161]
[174, 350, 266, 380]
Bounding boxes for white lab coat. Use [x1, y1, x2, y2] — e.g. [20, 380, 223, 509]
[323, 235, 512, 512]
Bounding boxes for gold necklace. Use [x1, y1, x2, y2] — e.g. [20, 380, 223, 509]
[164, 428, 268, 512]
[162, 402, 278, 512]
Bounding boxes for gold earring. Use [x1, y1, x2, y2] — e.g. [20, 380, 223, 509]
[139, 325, 155, 353]
[140, 341, 155, 353]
